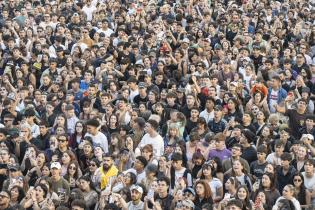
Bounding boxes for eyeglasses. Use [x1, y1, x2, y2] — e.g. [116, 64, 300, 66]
[58, 139, 67, 142]
[69, 166, 76, 170]
[293, 179, 302, 182]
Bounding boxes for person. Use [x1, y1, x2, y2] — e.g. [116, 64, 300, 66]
[0, 190, 15, 210]
[194, 179, 213, 209]
[274, 184, 302, 210]
[154, 176, 174, 210]
[222, 144, 250, 174]
[170, 152, 192, 190]
[239, 129, 257, 165]
[95, 153, 119, 190]
[208, 132, 232, 161]
[114, 184, 144, 210]
[275, 152, 296, 193]
[137, 119, 164, 158]
[225, 199, 243, 210]
[49, 161, 70, 203]
[250, 145, 268, 181]
[85, 119, 109, 153]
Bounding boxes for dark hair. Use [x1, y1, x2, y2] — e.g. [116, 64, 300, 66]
[71, 199, 86, 209]
[147, 119, 159, 130]
[9, 185, 25, 202]
[35, 183, 48, 198]
[235, 185, 252, 210]
[158, 176, 170, 187]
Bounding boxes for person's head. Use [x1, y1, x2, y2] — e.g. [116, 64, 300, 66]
[71, 199, 86, 210]
[274, 140, 285, 155]
[261, 172, 276, 190]
[194, 180, 212, 199]
[141, 144, 153, 161]
[231, 144, 243, 158]
[35, 183, 48, 200]
[225, 177, 240, 192]
[50, 161, 61, 178]
[282, 184, 295, 199]
[0, 190, 11, 207]
[214, 133, 226, 150]
[280, 152, 292, 169]
[9, 185, 25, 202]
[144, 119, 159, 134]
[134, 156, 147, 171]
[293, 172, 305, 188]
[236, 185, 250, 203]
[158, 176, 170, 194]
[78, 175, 93, 192]
[130, 184, 143, 202]
[240, 129, 255, 145]
[225, 199, 243, 210]
[171, 152, 183, 170]
[183, 187, 196, 201]
[86, 119, 100, 135]
[102, 153, 114, 170]
[124, 172, 137, 186]
[304, 159, 315, 175]
[256, 145, 267, 161]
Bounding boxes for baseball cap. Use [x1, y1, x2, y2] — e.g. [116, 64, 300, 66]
[183, 187, 196, 196]
[130, 185, 143, 194]
[138, 82, 146, 88]
[50, 162, 61, 170]
[8, 164, 21, 171]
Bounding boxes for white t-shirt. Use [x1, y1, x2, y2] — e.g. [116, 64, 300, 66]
[138, 133, 164, 157]
[85, 132, 109, 153]
[199, 109, 214, 123]
[82, 5, 97, 21]
[129, 89, 139, 103]
[302, 172, 315, 190]
[208, 178, 223, 197]
[269, 89, 278, 113]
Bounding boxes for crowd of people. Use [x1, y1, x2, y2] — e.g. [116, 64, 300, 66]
[0, 0, 315, 209]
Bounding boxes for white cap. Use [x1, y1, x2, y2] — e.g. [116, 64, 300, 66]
[130, 185, 143, 194]
[50, 162, 61, 170]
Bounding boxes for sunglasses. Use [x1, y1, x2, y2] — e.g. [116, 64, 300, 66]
[293, 179, 302, 182]
[58, 139, 67, 142]
[69, 166, 76, 170]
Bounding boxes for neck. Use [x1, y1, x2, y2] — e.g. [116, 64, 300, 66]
[133, 199, 140, 205]
[159, 191, 168, 198]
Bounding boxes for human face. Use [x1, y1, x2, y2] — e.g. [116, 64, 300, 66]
[232, 161, 243, 173]
[42, 166, 50, 176]
[0, 191, 10, 206]
[83, 144, 92, 155]
[304, 162, 314, 174]
[237, 187, 247, 200]
[264, 164, 274, 174]
[79, 179, 89, 191]
[58, 136, 68, 147]
[36, 153, 46, 166]
[195, 183, 205, 196]
[86, 125, 97, 135]
[231, 146, 242, 157]
[172, 160, 182, 170]
[35, 186, 45, 200]
[158, 181, 168, 194]
[282, 186, 293, 198]
[293, 176, 303, 187]
[261, 175, 271, 188]
[130, 189, 142, 201]
[102, 157, 113, 170]
[62, 153, 71, 164]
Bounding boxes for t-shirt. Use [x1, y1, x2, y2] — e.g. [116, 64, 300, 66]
[208, 149, 232, 161]
[50, 177, 70, 198]
[138, 133, 164, 157]
[269, 89, 278, 113]
[208, 178, 223, 197]
[127, 201, 144, 210]
[301, 172, 315, 190]
[85, 132, 109, 153]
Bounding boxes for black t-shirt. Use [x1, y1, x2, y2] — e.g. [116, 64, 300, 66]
[154, 194, 174, 210]
[250, 161, 268, 180]
[285, 109, 306, 139]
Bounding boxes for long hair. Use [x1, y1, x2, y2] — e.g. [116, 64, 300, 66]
[194, 179, 212, 199]
[235, 185, 252, 210]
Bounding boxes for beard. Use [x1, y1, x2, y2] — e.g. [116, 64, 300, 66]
[103, 163, 110, 170]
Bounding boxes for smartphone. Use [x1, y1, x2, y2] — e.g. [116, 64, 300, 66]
[147, 189, 154, 199]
